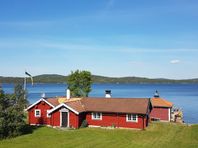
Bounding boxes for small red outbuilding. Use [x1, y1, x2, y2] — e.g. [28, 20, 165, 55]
[150, 97, 173, 122]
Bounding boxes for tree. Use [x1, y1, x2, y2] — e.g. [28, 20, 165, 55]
[67, 70, 92, 97]
[0, 84, 29, 139]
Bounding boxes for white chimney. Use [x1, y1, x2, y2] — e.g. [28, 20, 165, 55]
[67, 89, 70, 100]
[154, 90, 160, 98]
[105, 90, 111, 98]
[41, 93, 46, 98]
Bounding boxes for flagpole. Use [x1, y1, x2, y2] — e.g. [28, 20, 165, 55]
[24, 76, 26, 100]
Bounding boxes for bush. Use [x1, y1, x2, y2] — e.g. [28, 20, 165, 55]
[80, 120, 88, 128]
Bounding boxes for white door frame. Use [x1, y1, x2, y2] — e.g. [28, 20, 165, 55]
[59, 108, 69, 127]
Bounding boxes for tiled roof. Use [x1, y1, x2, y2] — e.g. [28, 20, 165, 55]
[81, 98, 150, 114]
[65, 100, 86, 113]
[151, 97, 173, 108]
[46, 98, 60, 106]
[45, 97, 151, 114]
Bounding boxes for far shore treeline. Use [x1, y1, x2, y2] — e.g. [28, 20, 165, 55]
[1, 74, 198, 84]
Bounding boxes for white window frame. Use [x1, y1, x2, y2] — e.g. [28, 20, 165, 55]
[126, 114, 138, 122]
[47, 110, 51, 118]
[35, 109, 41, 117]
[92, 112, 102, 120]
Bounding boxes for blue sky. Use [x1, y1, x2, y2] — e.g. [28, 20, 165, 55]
[0, 0, 198, 79]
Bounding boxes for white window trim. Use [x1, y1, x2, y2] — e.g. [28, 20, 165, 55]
[47, 110, 51, 118]
[126, 114, 138, 122]
[91, 112, 102, 120]
[35, 109, 41, 117]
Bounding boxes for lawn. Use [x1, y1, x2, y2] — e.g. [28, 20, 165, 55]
[0, 123, 198, 148]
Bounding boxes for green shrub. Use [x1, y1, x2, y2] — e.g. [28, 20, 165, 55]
[80, 120, 88, 128]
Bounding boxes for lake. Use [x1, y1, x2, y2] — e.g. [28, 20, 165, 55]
[1, 83, 198, 124]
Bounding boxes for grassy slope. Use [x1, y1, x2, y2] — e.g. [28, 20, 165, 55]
[0, 123, 198, 148]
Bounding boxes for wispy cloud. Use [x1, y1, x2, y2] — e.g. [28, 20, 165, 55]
[170, 59, 181, 64]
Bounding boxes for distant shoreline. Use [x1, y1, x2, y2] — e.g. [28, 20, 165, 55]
[1, 74, 198, 84]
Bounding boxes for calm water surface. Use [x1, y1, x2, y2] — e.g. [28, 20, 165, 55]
[2, 83, 198, 124]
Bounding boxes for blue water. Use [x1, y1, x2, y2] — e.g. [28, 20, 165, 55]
[2, 83, 198, 124]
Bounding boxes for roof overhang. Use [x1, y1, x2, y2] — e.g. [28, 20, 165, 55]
[26, 98, 55, 111]
[48, 103, 79, 115]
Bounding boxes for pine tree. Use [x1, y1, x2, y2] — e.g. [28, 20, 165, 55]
[0, 84, 29, 139]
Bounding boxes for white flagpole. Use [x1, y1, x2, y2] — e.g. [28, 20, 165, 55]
[24, 75, 26, 100]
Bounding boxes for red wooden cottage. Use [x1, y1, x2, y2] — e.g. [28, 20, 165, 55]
[150, 91, 173, 122]
[26, 95, 152, 130]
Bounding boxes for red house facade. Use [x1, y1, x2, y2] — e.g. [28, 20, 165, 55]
[26, 97, 152, 130]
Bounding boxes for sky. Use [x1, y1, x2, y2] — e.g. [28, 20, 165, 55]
[0, 0, 198, 79]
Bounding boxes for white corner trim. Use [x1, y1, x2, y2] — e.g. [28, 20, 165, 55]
[48, 103, 79, 115]
[26, 98, 55, 111]
[47, 110, 51, 118]
[168, 108, 171, 122]
[126, 114, 138, 123]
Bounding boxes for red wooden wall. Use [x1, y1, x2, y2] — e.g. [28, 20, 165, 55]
[28, 101, 52, 125]
[150, 107, 169, 121]
[28, 102, 149, 129]
[86, 112, 148, 129]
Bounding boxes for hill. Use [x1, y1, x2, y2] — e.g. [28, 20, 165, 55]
[0, 74, 198, 84]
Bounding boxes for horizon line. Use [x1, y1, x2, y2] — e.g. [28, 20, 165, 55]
[0, 73, 197, 80]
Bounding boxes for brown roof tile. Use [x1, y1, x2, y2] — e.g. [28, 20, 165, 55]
[81, 97, 150, 114]
[46, 98, 60, 106]
[46, 97, 151, 114]
[65, 100, 86, 113]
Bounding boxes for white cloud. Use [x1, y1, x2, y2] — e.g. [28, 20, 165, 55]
[170, 59, 181, 64]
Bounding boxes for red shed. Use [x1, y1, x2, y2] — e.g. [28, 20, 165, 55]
[150, 97, 173, 122]
[26, 97, 152, 130]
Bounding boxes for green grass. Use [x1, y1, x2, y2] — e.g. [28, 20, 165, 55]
[0, 123, 198, 148]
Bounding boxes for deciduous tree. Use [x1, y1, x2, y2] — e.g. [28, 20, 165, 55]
[67, 70, 92, 97]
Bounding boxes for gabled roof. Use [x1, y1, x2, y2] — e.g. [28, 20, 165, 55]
[26, 98, 55, 111]
[27, 97, 151, 115]
[48, 103, 80, 115]
[151, 97, 173, 108]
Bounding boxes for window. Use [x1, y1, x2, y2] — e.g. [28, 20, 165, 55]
[92, 112, 102, 120]
[126, 114, 138, 122]
[47, 110, 51, 118]
[35, 109, 41, 117]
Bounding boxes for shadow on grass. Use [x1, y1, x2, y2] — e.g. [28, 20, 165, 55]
[0, 124, 44, 140]
[21, 124, 43, 135]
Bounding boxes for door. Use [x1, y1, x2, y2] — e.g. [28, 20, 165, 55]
[61, 112, 68, 127]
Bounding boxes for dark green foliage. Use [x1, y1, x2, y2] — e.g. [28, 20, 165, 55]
[80, 120, 88, 128]
[67, 70, 92, 97]
[0, 84, 29, 139]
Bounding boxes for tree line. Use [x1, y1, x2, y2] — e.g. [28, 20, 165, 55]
[1, 75, 198, 84]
